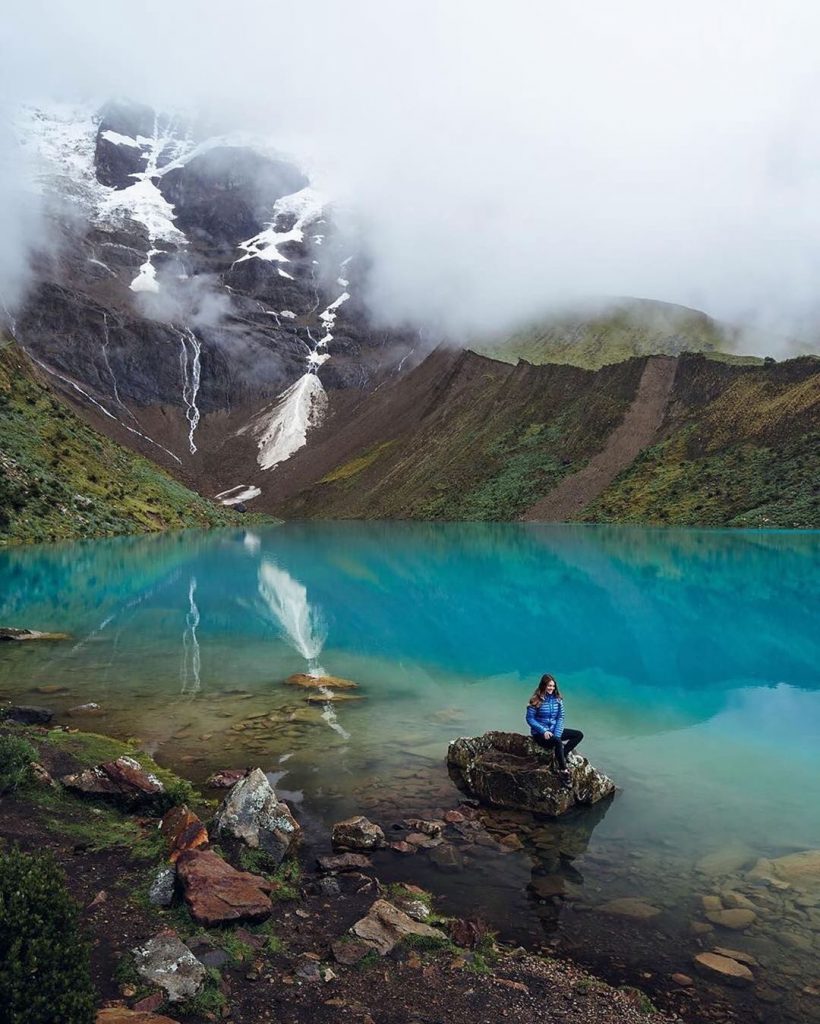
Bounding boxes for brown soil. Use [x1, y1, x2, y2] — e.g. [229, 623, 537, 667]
[521, 356, 678, 521]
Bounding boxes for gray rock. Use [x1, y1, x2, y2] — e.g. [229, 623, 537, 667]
[132, 929, 205, 1002]
[148, 867, 176, 907]
[446, 731, 615, 815]
[331, 815, 385, 851]
[213, 767, 301, 865]
[350, 899, 446, 956]
[317, 877, 342, 897]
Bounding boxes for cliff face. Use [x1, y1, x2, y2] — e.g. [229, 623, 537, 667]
[12, 101, 416, 504]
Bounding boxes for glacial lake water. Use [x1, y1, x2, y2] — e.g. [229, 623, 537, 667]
[1, 522, 819, 1020]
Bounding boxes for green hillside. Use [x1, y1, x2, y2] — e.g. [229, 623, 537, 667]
[583, 355, 820, 529]
[0, 339, 243, 546]
[274, 350, 819, 528]
[471, 298, 764, 369]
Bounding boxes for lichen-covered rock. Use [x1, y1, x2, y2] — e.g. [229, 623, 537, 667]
[61, 756, 164, 808]
[446, 731, 615, 816]
[132, 929, 205, 1002]
[148, 866, 176, 907]
[213, 767, 301, 865]
[331, 815, 385, 851]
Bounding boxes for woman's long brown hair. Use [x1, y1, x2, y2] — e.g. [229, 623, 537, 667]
[528, 673, 562, 706]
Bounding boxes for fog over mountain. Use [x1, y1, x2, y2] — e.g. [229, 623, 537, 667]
[4, 1, 820, 350]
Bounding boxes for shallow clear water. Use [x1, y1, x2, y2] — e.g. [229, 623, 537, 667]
[2, 523, 819, 1016]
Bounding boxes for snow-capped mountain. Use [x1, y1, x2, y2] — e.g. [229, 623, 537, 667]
[9, 99, 416, 501]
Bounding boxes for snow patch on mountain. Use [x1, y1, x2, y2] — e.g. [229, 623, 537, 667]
[244, 373, 328, 471]
[235, 187, 325, 265]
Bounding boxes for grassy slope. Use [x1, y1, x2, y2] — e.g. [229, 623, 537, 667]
[584, 354, 820, 528]
[279, 351, 819, 528]
[280, 354, 645, 521]
[471, 298, 763, 370]
[0, 339, 242, 545]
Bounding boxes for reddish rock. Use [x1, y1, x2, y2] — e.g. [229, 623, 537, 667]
[62, 756, 164, 807]
[390, 841, 416, 855]
[176, 849, 273, 926]
[443, 810, 466, 824]
[206, 769, 248, 789]
[97, 1010, 179, 1024]
[160, 805, 208, 863]
[132, 993, 166, 1013]
[285, 673, 358, 690]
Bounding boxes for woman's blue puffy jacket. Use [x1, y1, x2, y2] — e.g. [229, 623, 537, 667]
[526, 695, 564, 738]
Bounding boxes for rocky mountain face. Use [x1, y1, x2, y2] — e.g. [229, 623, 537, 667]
[10, 100, 416, 505]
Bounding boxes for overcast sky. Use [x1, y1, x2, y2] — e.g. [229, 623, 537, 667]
[3, 0, 820, 343]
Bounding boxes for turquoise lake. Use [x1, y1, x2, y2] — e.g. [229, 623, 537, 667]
[1, 522, 819, 1017]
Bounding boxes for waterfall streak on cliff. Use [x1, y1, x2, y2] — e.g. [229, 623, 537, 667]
[178, 327, 202, 454]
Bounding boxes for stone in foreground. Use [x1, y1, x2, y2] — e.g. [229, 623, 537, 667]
[692, 951, 754, 987]
[97, 1010, 180, 1024]
[132, 929, 205, 1002]
[446, 731, 615, 815]
[213, 767, 301, 865]
[350, 898, 446, 955]
[331, 815, 385, 851]
[160, 805, 208, 862]
[61, 756, 164, 807]
[176, 849, 273, 926]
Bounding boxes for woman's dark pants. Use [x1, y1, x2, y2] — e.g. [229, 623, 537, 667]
[533, 729, 584, 770]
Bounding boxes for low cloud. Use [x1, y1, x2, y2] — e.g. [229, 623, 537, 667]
[3, 1, 820, 352]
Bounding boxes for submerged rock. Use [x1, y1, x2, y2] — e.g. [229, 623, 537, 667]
[747, 849, 820, 889]
[61, 756, 164, 807]
[350, 899, 446, 956]
[331, 815, 385, 851]
[132, 929, 205, 1002]
[0, 627, 69, 642]
[176, 849, 273, 926]
[446, 731, 615, 815]
[692, 951, 754, 987]
[213, 767, 301, 864]
[598, 897, 662, 919]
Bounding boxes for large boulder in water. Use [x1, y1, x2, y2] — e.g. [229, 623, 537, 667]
[213, 767, 301, 864]
[446, 731, 615, 816]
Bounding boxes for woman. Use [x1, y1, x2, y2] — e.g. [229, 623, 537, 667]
[525, 674, 584, 785]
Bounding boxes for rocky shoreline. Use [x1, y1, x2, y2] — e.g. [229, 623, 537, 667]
[2, 698, 820, 1024]
[0, 713, 680, 1024]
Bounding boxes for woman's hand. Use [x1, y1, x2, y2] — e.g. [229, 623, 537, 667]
[543, 731, 552, 739]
